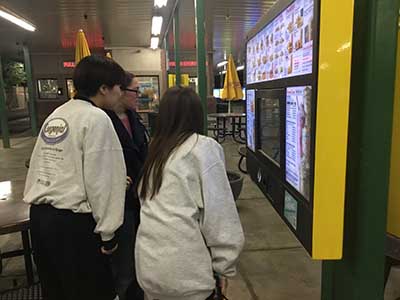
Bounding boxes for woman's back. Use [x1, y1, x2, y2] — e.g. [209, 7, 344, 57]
[135, 134, 244, 300]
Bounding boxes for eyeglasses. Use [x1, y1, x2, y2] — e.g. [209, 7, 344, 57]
[123, 88, 140, 95]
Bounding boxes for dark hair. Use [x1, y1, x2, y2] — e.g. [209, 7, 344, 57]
[73, 55, 126, 97]
[124, 71, 135, 88]
[139, 87, 204, 200]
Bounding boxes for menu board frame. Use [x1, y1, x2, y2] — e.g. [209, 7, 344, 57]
[245, 0, 353, 259]
[245, 0, 320, 210]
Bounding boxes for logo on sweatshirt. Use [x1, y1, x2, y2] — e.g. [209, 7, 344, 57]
[41, 118, 69, 145]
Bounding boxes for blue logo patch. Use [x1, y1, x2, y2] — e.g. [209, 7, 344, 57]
[40, 118, 69, 145]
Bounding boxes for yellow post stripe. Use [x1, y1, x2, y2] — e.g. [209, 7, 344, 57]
[388, 29, 400, 238]
[312, 0, 355, 259]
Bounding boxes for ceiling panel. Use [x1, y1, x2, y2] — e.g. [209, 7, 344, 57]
[166, 0, 276, 67]
[0, 0, 277, 68]
[212, 0, 276, 64]
[0, 0, 154, 58]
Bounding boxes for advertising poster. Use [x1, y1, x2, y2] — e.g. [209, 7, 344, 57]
[286, 86, 312, 200]
[246, 90, 256, 151]
[246, 0, 314, 84]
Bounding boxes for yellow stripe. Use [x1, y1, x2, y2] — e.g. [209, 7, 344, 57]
[387, 30, 400, 238]
[312, 0, 355, 259]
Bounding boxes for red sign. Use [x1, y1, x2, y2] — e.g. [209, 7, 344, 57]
[63, 62, 76, 68]
[169, 61, 198, 67]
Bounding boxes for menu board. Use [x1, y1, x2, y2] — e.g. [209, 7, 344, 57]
[246, 90, 256, 151]
[246, 0, 314, 85]
[286, 86, 312, 200]
[260, 96, 281, 165]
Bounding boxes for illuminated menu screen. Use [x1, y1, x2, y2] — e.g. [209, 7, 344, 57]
[246, 90, 256, 151]
[286, 86, 312, 200]
[246, 0, 314, 84]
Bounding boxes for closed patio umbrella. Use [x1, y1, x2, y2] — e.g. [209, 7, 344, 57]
[221, 54, 243, 113]
[75, 29, 91, 64]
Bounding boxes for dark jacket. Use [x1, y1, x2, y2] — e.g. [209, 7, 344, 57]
[105, 109, 148, 212]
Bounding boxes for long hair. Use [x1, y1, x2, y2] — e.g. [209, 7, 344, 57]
[139, 87, 204, 200]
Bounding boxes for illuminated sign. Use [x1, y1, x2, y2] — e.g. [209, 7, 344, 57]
[168, 61, 198, 67]
[63, 62, 75, 68]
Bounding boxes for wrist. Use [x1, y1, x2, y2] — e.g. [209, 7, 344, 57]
[101, 235, 118, 251]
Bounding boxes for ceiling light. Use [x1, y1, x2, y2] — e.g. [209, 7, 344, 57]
[150, 37, 159, 49]
[236, 65, 245, 71]
[151, 16, 163, 36]
[154, 0, 168, 8]
[0, 6, 35, 32]
[217, 61, 228, 68]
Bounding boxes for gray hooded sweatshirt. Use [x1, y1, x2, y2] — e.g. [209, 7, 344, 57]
[135, 134, 245, 300]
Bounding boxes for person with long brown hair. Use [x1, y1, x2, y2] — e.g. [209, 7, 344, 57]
[135, 87, 245, 300]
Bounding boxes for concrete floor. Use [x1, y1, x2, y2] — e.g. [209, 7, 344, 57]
[0, 135, 399, 299]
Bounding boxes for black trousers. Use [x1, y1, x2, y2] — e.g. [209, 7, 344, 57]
[30, 204, 116, 300]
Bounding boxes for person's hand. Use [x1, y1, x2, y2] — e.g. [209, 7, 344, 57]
[126, 176, 133, 190]
[101, 243, 118, 255]
[219, 276, 228, 296]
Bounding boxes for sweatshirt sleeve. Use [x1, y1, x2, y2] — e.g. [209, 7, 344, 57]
[83, 115, 127, 243]
[199, 146, 245, 278]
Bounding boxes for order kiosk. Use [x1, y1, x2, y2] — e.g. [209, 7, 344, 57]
[245, 0, 354, 259]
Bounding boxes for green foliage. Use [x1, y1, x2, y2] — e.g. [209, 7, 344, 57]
[2, 59, 27, 90]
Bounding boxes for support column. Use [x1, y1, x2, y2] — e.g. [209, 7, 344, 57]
[321, 0, 398, 299]
[194, 0, 207, 135]
[173, 5, 181, 86]
[0, 58, 10, 148]
[23, 45, 38, 136]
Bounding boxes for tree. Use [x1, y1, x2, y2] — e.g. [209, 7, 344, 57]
[2, 59, 27, 91]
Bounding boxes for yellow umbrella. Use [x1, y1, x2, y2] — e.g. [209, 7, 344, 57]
[221, 54, 243, 113]
[75, 29, 91, 64]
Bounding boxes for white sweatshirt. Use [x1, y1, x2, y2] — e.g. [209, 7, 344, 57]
[23, 99, 126, 242]
[135, 134, 245, 300]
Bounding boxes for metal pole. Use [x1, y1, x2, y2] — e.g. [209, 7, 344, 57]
[23, 45, 38, 136]
[194, 0, 207, 135]
[321, 0, 398, 299]
[0, 58, 10, 148]
[173, 5, 181, 86]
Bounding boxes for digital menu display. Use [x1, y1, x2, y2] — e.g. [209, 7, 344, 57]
[286, 86, 312, 200]
[246, 0, 314, 85]
[246, 90, 256, 151]
[260, 96, 281, 165]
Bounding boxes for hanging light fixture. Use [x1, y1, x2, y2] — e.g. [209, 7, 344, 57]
[0, 6, 35, 32]
[150, 37, 160, 49]
[151, 16, 163, 36]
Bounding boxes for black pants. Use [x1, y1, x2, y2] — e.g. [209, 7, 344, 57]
[30, 204, 116, 300]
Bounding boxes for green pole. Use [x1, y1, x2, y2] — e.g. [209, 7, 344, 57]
[173, 5, 181, 86]
[194, 0, 207, 135]
[0, 58, 10, 148]
[321, 0, 398, 299]
[23, 45, 38, 136]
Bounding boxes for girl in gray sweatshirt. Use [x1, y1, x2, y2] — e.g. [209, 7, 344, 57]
[135, 87, 245, 300]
